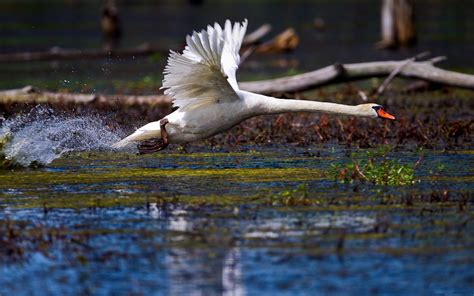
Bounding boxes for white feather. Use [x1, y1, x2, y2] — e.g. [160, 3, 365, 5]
[111, 121, 162, 148]
[162, 19, 248, 111]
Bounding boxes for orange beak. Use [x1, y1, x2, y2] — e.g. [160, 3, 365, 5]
[376, 108, 396, 120]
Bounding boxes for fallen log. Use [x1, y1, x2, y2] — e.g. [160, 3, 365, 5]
[0, 86, 171, 107]
[0, 44, 169, 63]
[239, 57, 474, 93]
[1, 57, 473, 108]
[0, 24, 272, 64]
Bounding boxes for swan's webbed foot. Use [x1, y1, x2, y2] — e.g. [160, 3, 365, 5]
[137, 139, 167, 154]
[137, 119, 169, 155]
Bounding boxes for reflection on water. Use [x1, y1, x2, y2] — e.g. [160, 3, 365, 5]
[244, 214, 375, 239]
[162, 209, 378, 295]
[222, 247, 244, 296]
[164, 206, 245, 296]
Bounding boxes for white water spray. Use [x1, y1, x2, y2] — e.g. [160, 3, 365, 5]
[0, 106, 123, 167]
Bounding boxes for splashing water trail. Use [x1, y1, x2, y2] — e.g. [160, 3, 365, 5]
[0, 107, 122, 167]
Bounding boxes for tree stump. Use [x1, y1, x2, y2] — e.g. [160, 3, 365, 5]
[377, 0, 416, 48]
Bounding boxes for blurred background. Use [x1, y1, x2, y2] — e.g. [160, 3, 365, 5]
[1, 0, 473, 93]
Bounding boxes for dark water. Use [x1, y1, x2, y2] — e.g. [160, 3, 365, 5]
[1, 0, 473, 91]
[0, 146, 473, 295]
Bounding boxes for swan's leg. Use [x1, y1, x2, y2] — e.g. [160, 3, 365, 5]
[160, 118, 169, 144]
[137, 119, 169, 155]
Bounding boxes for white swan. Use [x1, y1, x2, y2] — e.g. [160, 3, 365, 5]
[113, 20, 395, 154]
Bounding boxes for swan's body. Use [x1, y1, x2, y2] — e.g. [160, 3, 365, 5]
[113, 20, 395, 151]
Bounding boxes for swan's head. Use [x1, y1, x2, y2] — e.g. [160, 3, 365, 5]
[358, 103, 396, 120]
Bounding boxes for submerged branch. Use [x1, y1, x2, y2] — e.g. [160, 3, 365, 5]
[0, 44, 170, 63]
[0, 24, 273, 63]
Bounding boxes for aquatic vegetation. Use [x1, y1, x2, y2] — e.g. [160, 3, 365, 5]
[329, 146, 417, 186]
[0, 217, 133, 264]
[267, 184, 318, 206]
[1, 90, 472, 153]
[206, 105, 472, 150]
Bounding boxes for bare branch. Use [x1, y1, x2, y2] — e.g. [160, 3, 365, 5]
[428, 56, 447, 64]
[358, 90, 369, 102]
[242, 24, 272, 45]
[240, 57, 474, 94]
[375, 51, 430, 96]
[0, 86, 171, 107]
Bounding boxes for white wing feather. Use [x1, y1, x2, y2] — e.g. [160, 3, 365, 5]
[162, 20, 248, 111]
[221, 19, 248, 89]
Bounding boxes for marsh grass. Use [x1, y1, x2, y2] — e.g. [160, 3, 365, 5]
[330, 146, 418, 186]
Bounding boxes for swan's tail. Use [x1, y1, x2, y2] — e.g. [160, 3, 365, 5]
[111, 133, 139, 149]
[112, 121, 162, 149]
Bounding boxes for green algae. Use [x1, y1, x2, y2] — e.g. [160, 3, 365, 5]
[1, 194, 257, 210]
[2, 187, 471, 212]
[0, 167, 323, 188]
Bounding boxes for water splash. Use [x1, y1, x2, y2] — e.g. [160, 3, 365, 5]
[0, 106, 122, 167]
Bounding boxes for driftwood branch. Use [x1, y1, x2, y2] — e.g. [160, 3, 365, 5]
[0, 86, 171, 107]
[240, 57, 474, 94]
[0, 24, 272, 64]
[242, 24, 272, 45]
[0, 44, 170, 63]
[1, 57, 473, 107]
[375, 51, 430, 96]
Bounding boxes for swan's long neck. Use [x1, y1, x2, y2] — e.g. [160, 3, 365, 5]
[246, 92, 365, 117]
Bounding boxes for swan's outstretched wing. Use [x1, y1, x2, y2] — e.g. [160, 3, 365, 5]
[162, 20, 248, 111]
[218, 19, 248, 90]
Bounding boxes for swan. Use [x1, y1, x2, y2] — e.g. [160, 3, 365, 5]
[113, 20, 395, 154]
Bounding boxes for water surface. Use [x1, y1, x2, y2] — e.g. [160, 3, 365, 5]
[0, 147, 473, 295]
